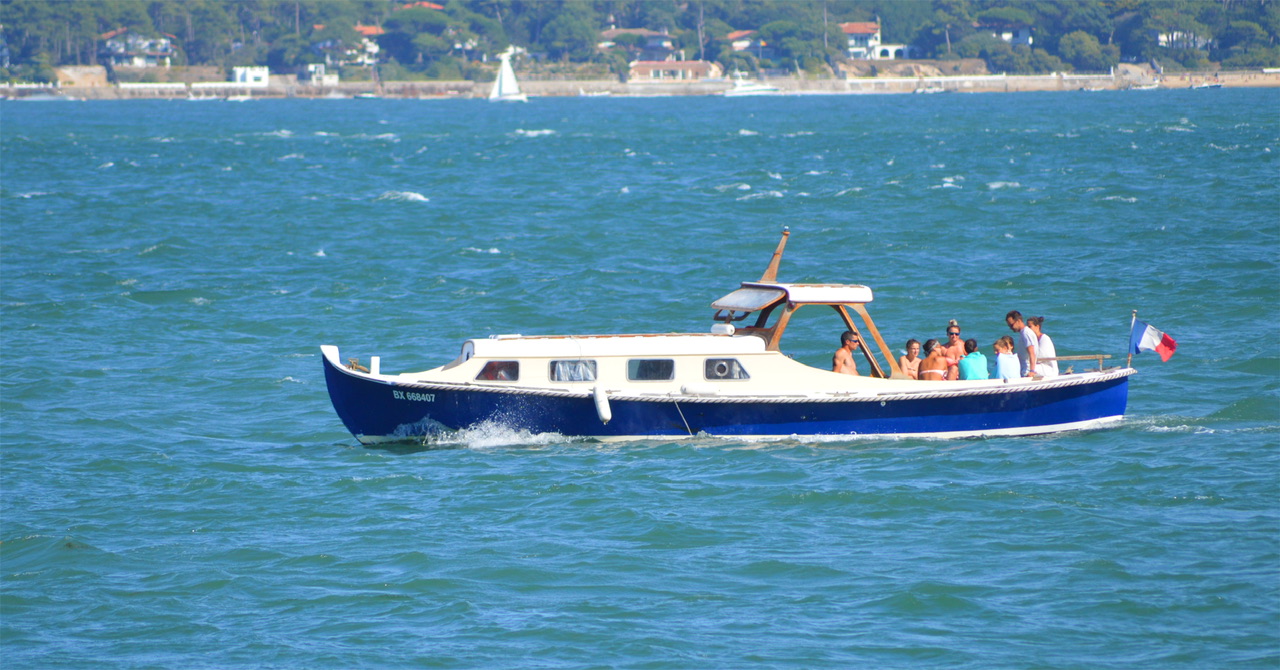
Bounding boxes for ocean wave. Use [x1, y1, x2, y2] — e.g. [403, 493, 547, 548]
[738, 129, 759, 136]
[736, 190, 783, 200]
[464, 247, 501, 254]
[514, 129, 556, 137]
[834, 187, 863, 196]
[986, 181, 1022, 190]
[377, 191, 429, 202]
[715, 183, 751, 192]
[1100, 195, 1138, 203]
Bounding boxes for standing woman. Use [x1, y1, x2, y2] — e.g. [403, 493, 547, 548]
[1027, 316, 1059, 378]
[899, 339, 921, 379]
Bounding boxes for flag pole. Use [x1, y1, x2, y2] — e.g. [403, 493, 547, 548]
[1127, 310, 1137, 368]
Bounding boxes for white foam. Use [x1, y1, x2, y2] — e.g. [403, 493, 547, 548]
[377, 191, 430, 202]
[514, 129, 556, 137]
[464, 247, 501, 254]
[737, 190, 784, 200]
[314, 249, 327, 257]
[987, 181, 1021, 189]
[425, 421, 572, 449]
[738, 129, 760, 136]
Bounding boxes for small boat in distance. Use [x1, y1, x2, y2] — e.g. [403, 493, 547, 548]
[321, 230, 1135, 444]
[721, 70, 781, 97]
[489, 48, 528, 103]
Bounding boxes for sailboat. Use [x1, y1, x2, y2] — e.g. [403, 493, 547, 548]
[488, 49, 527, 103]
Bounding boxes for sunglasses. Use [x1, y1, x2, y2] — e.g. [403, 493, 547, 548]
[947, 331, 960, 336]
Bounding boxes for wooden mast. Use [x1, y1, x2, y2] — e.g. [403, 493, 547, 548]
[759, 227, 789, 282]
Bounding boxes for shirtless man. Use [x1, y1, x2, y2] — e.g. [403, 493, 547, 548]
[832, 330, 861, 376]
[917, 339, 950, 381]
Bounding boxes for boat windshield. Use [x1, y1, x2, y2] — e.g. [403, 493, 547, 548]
[711, 287, 785, 313]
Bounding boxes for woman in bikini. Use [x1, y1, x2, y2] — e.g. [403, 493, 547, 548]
[917, 339, 950, 380]
[898, 339, 921, 379]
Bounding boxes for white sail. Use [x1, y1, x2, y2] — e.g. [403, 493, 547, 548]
[489, 51, 527, 103]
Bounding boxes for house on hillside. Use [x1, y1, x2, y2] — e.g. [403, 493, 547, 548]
[310, 24, 383, 66]
[722, 29, 777, 60]
[841, 22, 916, 60]
[629, 60, 723, 83]
[600, 28, 681, 62]
[99, 29, 176, 68]
[978, 23, 1033, 46]
[1156, 31, 1211, 50]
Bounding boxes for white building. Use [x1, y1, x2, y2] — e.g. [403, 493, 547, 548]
[981, 24, 1034, 47]
[231, 66, 270, 87]
[841, 22, 916, 60]
[301, 63, 340, 86]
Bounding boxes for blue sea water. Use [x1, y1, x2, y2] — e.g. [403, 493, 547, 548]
[2, 90, 1278, 668]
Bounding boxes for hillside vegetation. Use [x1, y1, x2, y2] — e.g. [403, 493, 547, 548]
[3, 0, 1277, 84]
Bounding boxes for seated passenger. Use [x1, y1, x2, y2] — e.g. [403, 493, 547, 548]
[898, 339, 921, 380]
[994, 336, 1020, 381]
[1028, 316, 1060, 379]
[942, 320, 965, 380]
[958, 338, 989, 380]
[917, 339, 950, 380]
[833, 330, 860, 376]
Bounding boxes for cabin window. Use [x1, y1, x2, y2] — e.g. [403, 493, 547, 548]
[705, 358, 750, 380]
[627, 359, 674, 381]
[476, 361, 518, 381]
[550, 360, 596, 382]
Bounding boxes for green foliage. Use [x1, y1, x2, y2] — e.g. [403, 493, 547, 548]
[3, 0, 1279, 82]
[1058, 30, 1119, 72]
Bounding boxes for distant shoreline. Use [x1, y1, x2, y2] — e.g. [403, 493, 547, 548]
[7, 68, 1278, 100]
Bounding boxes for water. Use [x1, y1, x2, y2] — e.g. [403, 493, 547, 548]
[3, 90, 1277, 668]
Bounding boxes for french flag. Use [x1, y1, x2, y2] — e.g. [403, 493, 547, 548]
[1130, 319, 1177, 362]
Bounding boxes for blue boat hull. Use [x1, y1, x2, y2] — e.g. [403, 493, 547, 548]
[322, 351, 1132, 443]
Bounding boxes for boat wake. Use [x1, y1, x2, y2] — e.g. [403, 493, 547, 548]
[418, 421, 574, 450]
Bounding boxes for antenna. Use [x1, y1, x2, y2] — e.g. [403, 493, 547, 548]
[759, 227, 790, 282]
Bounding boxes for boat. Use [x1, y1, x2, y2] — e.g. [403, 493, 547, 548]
[721, 71, 781, 97]
[488, 49, 527, 103]
[322, 230, 1134, 443]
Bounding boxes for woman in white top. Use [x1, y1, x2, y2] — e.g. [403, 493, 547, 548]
[1027, 316, 1059, 378]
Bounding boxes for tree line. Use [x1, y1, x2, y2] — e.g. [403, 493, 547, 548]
[2, 0, 1277, 83]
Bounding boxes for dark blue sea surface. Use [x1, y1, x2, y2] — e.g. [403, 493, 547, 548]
[3, 90, 1277, 668]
